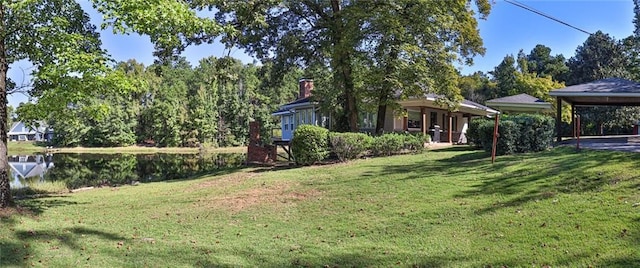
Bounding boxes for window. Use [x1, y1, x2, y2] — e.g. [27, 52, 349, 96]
[407, 111, 422, 129]
[306, 109, 312, 125]
[430, 112, 438, 128]
[452, 116, 458, 132]
[289, 115, 294, 130]
[283, 116, 288, 130]
[440, 114, 458, 131]
[359, 112, 377, 129]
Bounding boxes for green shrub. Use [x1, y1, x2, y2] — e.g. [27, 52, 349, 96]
[477, 120, 518, 155]
[329, 132, 373, 162]
[476, 121, 494, 152]
[470, 114, 555, 155]
[497, 120, 519, 155]
[291, 125, 330, 165]
[371, 133, 405, 156]
[509, 114, 555, 153]
[467, 118, 490, 148]
[403, 133, 428, 153]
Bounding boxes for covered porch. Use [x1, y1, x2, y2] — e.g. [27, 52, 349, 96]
[397, 95, 499, 143]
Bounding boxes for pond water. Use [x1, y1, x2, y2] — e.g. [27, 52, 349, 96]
[9, 153, 246, 190]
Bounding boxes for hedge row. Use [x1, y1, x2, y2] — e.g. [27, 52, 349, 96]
[291, 125, 431, 165]
[467, 114, 555, 155]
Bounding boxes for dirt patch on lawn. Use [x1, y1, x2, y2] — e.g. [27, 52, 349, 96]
[196, 181, 321, 212]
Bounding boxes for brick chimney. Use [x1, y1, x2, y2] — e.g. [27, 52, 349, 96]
[298, 78, 313, 99]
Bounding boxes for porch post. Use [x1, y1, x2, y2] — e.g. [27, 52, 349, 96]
[448, 112, 452, 143]
[571, 104, 575, 138]
[556, 97, 562, 142]
[403, 109, 408, 131]
[421, 107, 427, 135]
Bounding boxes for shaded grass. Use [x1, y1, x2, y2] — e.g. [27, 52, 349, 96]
[1, 147, 639, 267]
[10, 181, 68, 199]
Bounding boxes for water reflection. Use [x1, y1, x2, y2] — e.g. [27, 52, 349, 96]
[9, 155, 55, 188]
[9, 153, 246, 189]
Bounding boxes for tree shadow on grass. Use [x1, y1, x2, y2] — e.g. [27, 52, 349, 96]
[362, 146, 640, 216]
[14, 226, 125, 250]
[459, 147, 640, 214]
[1, 227, 126, 267]
[365, 146, 494, 182]
[15, 196, 81, 215]
[161, 166, 247, 184]
[248, 163, 299, 174]
[0, 194, 89, 266]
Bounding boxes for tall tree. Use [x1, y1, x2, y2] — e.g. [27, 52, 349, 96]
[215, 57, 253, 146]
[525, 44, 569, 82]
[0, 0, 124, 208]
[214, 1, 364, 131]
[458, 71, 496, 104]
[188, 57, 220, 146]
[567, 31, 629, 85]
[490, 55, 518, 98]
[357, 0, 491, 134]
[622, 0, 640, 82]
[214, 0, 490, 133]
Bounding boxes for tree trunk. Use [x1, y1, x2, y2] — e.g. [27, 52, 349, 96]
[375, 44, 398, 135]
[0, 2, 12, 208]
[330, 0, 358, 132]
[343, 57, 357, 132]
[375, 104, 386, 134]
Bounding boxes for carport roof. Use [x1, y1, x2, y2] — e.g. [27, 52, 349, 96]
[549, 78, 640, 106]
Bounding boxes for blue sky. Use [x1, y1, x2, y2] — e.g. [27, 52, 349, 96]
[7, 0, 636, 106]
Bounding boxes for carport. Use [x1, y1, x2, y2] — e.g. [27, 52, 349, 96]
[549, 78, 640, 142]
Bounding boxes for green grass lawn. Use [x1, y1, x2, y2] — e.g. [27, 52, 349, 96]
[1, 147, 639, 267]
[7, 141, 47, 155]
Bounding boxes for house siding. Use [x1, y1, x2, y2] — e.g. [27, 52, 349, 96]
[8, 121, 53, 142]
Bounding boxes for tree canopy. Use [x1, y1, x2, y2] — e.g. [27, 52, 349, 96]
[0, 0, 129, 207]
[214, 0, 491, 132]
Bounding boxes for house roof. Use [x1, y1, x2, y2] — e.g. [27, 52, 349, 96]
[8, 121, 50, 135]
[399, 94, 499, 117]
[485, 93, 552, 112]
[271, 97, 316, 116]
[486, 93, 548, 104]
[549, 78, 640, 105]
[272, 92, 499, 117]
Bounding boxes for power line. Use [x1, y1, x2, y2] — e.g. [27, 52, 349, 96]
[504, 0, 592, 35]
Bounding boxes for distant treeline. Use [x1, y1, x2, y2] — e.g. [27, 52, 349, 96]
[21, 57, 303, 148]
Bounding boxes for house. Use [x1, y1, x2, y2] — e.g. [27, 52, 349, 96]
[272, 79, 498, 143]
[8, 121, 54, 142]
[271, 79, 329, 141]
